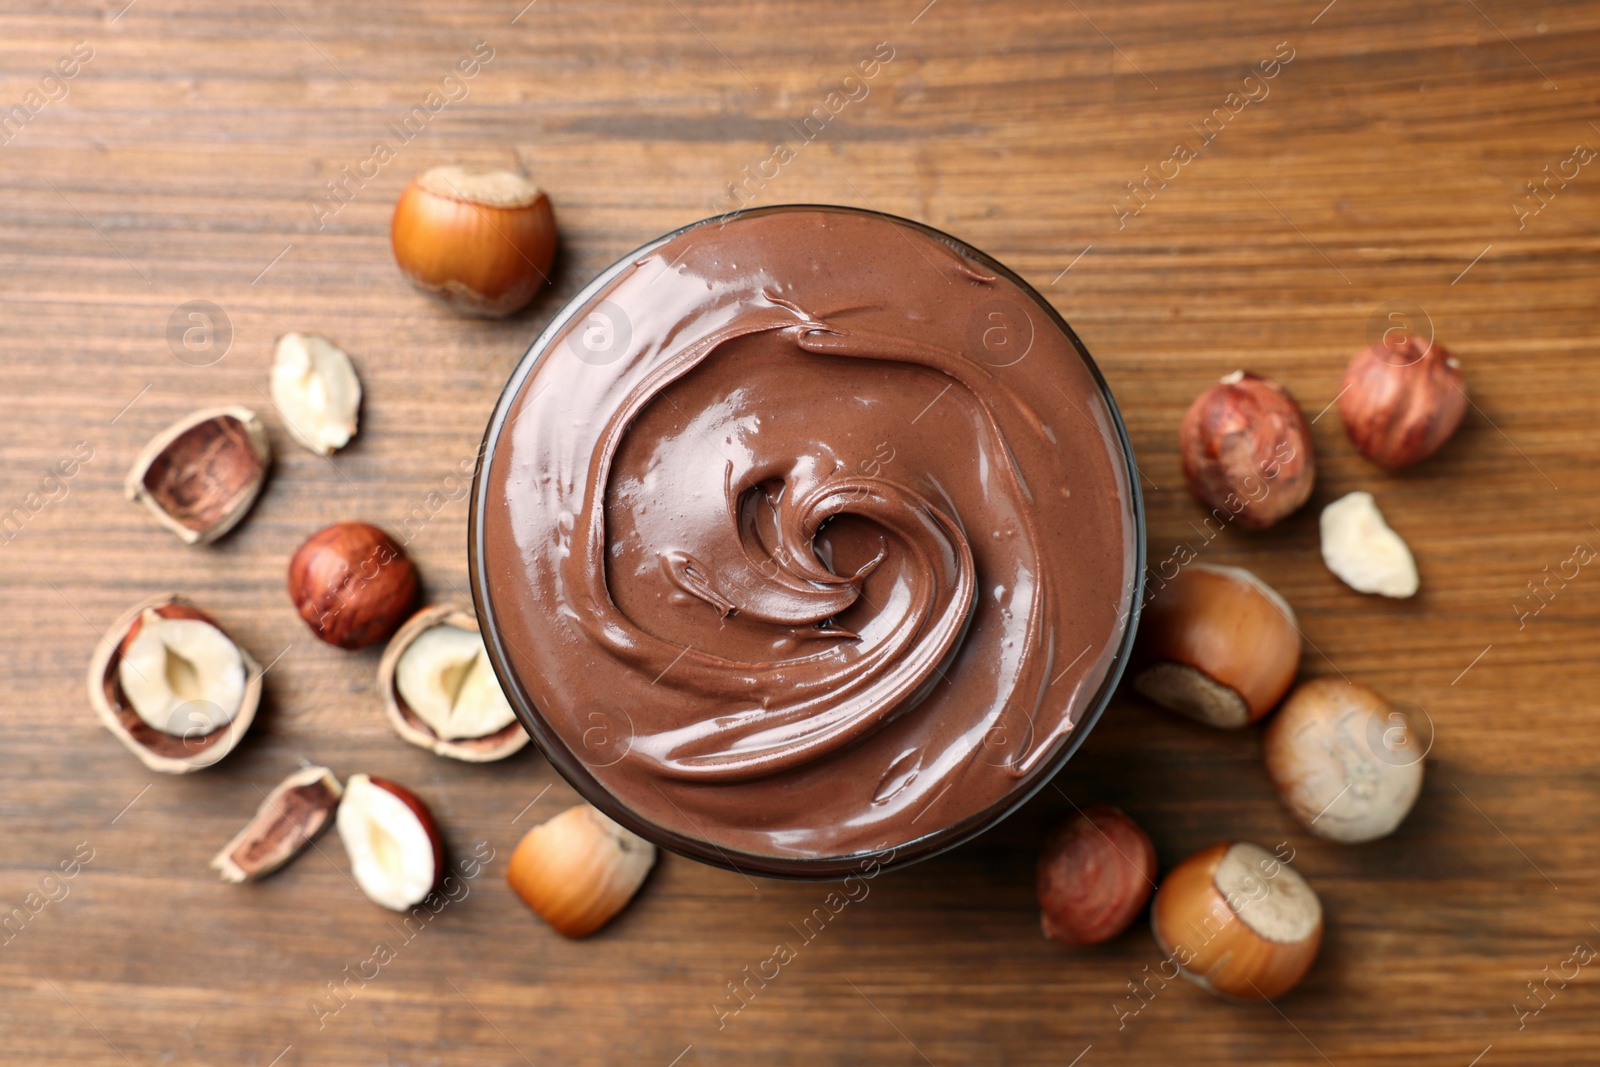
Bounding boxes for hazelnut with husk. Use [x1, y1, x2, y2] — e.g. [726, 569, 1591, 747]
[507, 803, 656, 938]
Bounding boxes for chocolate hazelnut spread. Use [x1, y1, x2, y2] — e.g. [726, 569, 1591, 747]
[474, 206, 1139, 867]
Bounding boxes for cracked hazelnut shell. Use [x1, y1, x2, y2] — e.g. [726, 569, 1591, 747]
[288, 521, 418, 649]
[378, 604, 530, 762]
[212, 765, 343, 883]
[1339, 337, 1467, 468]
[1179, 371, 1315, 530]
[125, 406, 270, 544]
[86, 594, 262, 774]
[1133, 563, 1301, 728]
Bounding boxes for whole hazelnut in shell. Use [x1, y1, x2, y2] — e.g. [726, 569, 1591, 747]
[1338, 336, 1467, 468]
[288, 521, 419, 649]
[1180, 371, 1315, 530]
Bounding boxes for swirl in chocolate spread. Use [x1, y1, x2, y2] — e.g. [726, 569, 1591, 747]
[480, 208, 1136, 860]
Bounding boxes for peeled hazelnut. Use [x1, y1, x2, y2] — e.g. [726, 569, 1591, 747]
[378, 605, 529, 762]
[1319, 491, 1418, 598]
[288, 521, 418, 649]
[507, 803, 656, 939]
[391, 165, 557, 318]
[1133, 563, 1301, 729]
[270, 332, 361, 456]
[212, 765, 343, 883]
[1264, 679, 1424, 843]
[125, 406, 270, 544]
[337, 773, 444, 911]
[1339, 337, 1467, 468]
[1179, 371, 1315, 530]
[1151, 841, 1322, 1000]
[1036, 805, 1156, 946]
[86, 595, 262, 774]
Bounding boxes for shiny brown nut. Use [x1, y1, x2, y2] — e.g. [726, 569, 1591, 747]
[1338, 336, 1466, 468]
[1179, 371, 1315, 530]
[86, 594, 262, 774]
[287, 522, 418, 649]
[1264, 679, 1424, 843]
[507, 804, 656, 939]
[125, 406, 270, 544]
[1133, 563, 1301, 728]
[1151, 841, 1322, 1000]
[1036, 805, 1156, 946]
[212, 765, 343, 883]
[391, 165, 557, 318]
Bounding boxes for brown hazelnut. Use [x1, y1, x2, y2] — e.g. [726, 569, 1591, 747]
[391, 165, 557, 318]
[1151, 841, 1322, 1000]
[507, 804, 656, 939]
[1179, 371, 1315, 530]
[287, 521, 418, 649]
[1264, 679, 1424, 843]
[1036, 805, 1156, 946]
[86, 594, 262, 774]
[1133, 563, 1301, 728]
[378, 604, 530, 762]
[125, 406, 270, 544]
[212, 765, 343, 883]
[1338, 336, 1466, 468]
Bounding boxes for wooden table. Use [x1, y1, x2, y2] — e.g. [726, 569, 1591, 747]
[2, 1, 1596, 1063]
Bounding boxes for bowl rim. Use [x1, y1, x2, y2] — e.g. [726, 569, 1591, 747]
[468, 203, 1147, 880]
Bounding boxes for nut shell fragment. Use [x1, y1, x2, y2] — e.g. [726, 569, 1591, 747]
[125, 406, 270, 544]
[212, 765, 343, 883]
[87, 594, 262, 774]
[378, 604, 529, 762]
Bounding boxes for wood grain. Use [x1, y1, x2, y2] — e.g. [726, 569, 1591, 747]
[3, 0, 1599, 1063]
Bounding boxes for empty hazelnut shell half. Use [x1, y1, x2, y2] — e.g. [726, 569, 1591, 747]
[1151, 841, 1323, 1000]
[507, 803, 656, 939]
[86, 594, 262, 774]
[212, 765, 343, 883]
[1133, 563, 1301, 728]
[391, 165, 557, 318]
[125, 406, 271, 544]
[378, 604, 530, 762]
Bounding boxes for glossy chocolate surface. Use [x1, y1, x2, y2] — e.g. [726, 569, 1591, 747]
[475, 207, 1139, 866]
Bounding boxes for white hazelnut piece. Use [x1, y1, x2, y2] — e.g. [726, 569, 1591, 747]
[1264, 679, 1424, 843]
[1151, 841, 1323, 1000]
[270, 332, 362, 456]
[1133, 563, 1301, 728]
[119, 608, 246, 736]
[1319, 490, 1418, 598]
[87, 595, 262, 774]
[337, 774, 444, 912]
[378, 605, 530, 762]
[507, 804, 656, 939]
